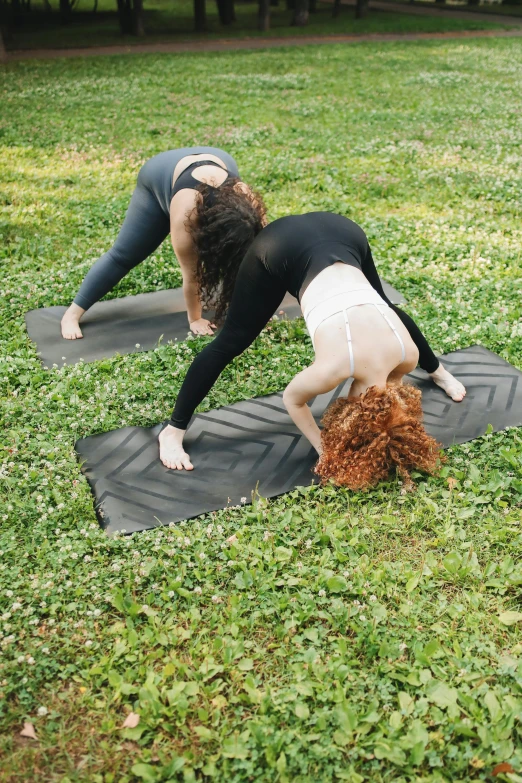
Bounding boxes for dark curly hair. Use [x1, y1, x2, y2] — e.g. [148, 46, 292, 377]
[188, 179, 267, 324]
[315, 384, 444, 491]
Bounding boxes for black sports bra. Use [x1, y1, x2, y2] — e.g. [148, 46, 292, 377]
[171, 159, 238, 199]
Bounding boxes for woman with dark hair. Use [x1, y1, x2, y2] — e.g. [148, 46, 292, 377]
[61, 147, 266, 339]
[159, 212, 466, 489]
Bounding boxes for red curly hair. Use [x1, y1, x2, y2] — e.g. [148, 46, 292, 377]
[315, 384, 444, 490]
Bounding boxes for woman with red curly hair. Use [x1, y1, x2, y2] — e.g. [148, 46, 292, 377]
[160, 212, 465, 488]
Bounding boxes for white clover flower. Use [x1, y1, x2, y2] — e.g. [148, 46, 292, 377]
[93, 609, 101, 617]
[369, 595, 377, 602]
[5, 590, 13, 598]
[27, 656, 35, 664]
[263, 531, 272, 541]
[194, 586, 202, 595]
[17, 655, 25, 663]
[198, 552, 206, 559]
[399, 642, 407, 651]
[305, 540, 312, 549]
[240, 497, 247, 504]
[42, 647, 49, 654]
[211, 595, 222, 604]
[37, 706, 48, 717]
[359, 615, 367, 623]
[85, 640, 93, 648]
[168, 591, 175, 598]
[318, 589, 326, 597]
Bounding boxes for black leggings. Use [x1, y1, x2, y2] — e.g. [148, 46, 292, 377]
[170, 239, 439, 430]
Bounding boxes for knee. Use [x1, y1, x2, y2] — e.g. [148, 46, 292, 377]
[105, 244, 137, 273]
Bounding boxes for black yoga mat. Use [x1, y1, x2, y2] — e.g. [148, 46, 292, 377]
[75, 345, 522, 536]
[25, 283, 406, 368]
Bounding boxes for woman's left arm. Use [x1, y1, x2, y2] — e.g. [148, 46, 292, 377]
[283, 365, 341, 454]
[171, 198, 216, 335]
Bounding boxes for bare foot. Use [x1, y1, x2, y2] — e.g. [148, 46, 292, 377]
[61, 304, 85, 340]
[429, 363, 466, 402]
[190, 318, 216, 336]
[159, 425, 194, 471]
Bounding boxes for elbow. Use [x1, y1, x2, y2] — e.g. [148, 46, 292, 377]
[282, 386, 297, 412]
[283, 386, 305, 413]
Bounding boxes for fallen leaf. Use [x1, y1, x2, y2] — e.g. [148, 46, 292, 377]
[122, 712, 140, 729]
[499, 611, 522, 626]
[227, 534, 238, 544]
[447, 477, 458, 490]
[492, 763, 515, 776]
[20, 722, 38, 740]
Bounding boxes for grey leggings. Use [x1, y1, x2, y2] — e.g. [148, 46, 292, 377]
[73, 147, 240, 310]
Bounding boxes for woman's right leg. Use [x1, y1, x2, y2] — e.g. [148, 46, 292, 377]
[62, 172, 170, 338]
[362, 245, 466, 401]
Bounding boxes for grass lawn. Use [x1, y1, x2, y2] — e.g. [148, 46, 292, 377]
[5, 0, 519, 51]
[1, 37, 522, 782]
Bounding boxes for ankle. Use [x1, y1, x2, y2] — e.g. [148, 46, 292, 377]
[429, 363, 446, 378]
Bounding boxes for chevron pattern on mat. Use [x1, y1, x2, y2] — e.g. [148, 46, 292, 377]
[26, 282, 405, 367]
[75, 345, 522, 535]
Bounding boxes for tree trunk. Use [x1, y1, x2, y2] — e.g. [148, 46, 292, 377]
[258, 0, 269, 29]
[133, 0, 144, 34]
[355, 0, 368, 19]
[292, 0, 308, 25]
[332, 0, 342, 18]
[0, 26, 6, 63]
[117, 0, 131, 33]
[216, 0, 235, 24]
[194, 0, 206, 30]
[59, 0, 72, 24]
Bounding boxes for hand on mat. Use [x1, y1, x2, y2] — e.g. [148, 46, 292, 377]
[190, 318, 216, 336]
[61, 304, 85, 340]
[429, 364, 466, 402]
[159, 425, 194, 471]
